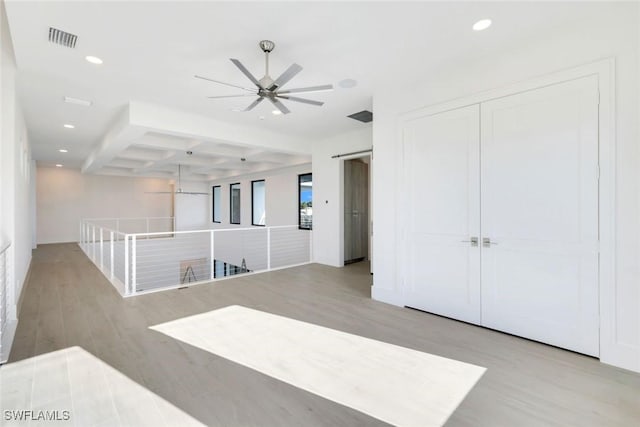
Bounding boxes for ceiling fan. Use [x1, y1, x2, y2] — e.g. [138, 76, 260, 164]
[146, 164, 210, 196]
[195, 40, 333, 115]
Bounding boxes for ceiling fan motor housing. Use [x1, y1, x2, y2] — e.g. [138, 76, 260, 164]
[259, 78, 275, 91]
[259, 40, 275, 53]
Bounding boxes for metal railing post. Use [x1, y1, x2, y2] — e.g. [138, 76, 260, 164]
[124, 235, 129, 295]
[99, 228, 104, 270]
[110, 231, 114, 280]
[92, 225, 96, 261]
[132, 235, 137, 294]
[210, 230, 215, 280]
[267, 227, 271, 270]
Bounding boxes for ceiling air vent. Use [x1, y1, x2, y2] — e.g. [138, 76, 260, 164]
[347, 110, 373, 123]
[48, 27, 78, 48]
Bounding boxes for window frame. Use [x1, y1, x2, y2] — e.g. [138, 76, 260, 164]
[298, 173, 312, 230]
[251, 179, 266, 227]
[229, 182, 241, 225]
[212, 185, 221, 223]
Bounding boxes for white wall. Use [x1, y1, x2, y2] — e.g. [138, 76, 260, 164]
[1, 0, 33, 359]
[208, 164, 311, 229]
[312, 127, 372, 267]
[173, 180, 209, 231]
[372, 4, 640, 372]
[36, 167, 173, 243]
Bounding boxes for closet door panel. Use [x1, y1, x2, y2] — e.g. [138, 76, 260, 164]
[403, 104, 481, 324]
[480, 75, 600, 356]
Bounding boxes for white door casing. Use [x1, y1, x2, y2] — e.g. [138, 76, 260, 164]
[480, 75, 600, 356]
[403, 104, 481, 325]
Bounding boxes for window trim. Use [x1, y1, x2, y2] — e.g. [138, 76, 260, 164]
[251, 179, 266, 227]
[229, 182, 241, 225]
[212, 185, 221, 223]
[298, 173, 312, 230]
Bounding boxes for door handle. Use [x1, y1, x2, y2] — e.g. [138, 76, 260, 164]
[461, 237, 478, 247]
[482, 237, 497, 247]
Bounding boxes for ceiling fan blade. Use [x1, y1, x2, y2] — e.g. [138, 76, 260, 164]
[267, 97, 291, 114]
[230, 58, 264, 89]
[276, 95, 324, 106]
[194, 75, 257, 93]
[276, 84, 333, 95]
[207, 94, 260, 99]
[268, 63, 303, 91]
[244, 97, 264, 111]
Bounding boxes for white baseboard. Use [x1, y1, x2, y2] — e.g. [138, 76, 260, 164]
[371, 286, 404, 307]
[0, 319, 18, 364]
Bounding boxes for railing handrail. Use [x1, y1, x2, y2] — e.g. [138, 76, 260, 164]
[0, 241, 11, 255]
[82, 216, 174, 221]
[81, 223, 127, 237]
[127, 225, 300, 238]
[80, 220, 302, 238]
[81, 217, 176, 237]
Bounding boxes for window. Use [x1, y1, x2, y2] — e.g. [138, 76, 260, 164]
[212, 186, 221, 223]
[251, 180, 266, 226]
[298, 173, 312, 230]
[230, 183, 241, 224]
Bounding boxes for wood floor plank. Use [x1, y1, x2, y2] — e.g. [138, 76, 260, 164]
[4, 243, 640, 426]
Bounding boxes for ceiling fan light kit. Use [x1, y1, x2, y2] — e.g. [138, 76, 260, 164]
[196, 40, 333, 114]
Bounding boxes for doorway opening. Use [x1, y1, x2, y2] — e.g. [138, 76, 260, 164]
[343, 156, 371, 266]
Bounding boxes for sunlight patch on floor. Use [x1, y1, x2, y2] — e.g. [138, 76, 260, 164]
[151, 305, 486, 427]
[0, 347, 204, 426]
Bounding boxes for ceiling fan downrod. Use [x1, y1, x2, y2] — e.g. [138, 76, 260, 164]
[258, 40, 276, 90]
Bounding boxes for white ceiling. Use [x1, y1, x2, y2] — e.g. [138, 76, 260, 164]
[4, 1, 617, 179]
[97, 131, 311, 181]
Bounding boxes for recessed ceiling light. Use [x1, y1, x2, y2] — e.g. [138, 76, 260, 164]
[85, 55, 103, 65]
[339, 78, 357, 89]
[272, 110, 282, 116]
[55, 164, 63, 168]
[64, 96, 92, 107]
[473, 19, 492, 31]
[63, 124, 75, 129]
[59, 149, 68, 153]
[259, 116, 265, 120]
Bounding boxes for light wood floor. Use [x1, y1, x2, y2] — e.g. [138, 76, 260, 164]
[7, 243, 640, 426]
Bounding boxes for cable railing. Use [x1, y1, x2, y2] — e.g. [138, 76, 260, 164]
[79, 218, 313, 297]
[81, 217, 175, 236]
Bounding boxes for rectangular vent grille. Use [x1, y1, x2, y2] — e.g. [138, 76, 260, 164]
[347, 110, 373, 123]
[48, 27, 77, 48]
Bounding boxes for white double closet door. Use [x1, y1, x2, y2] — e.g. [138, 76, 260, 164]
[403, 76, 600, 356]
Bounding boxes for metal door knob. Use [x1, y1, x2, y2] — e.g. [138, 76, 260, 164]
[482, 237, 497, 247]
[461, 237, 478, 247]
